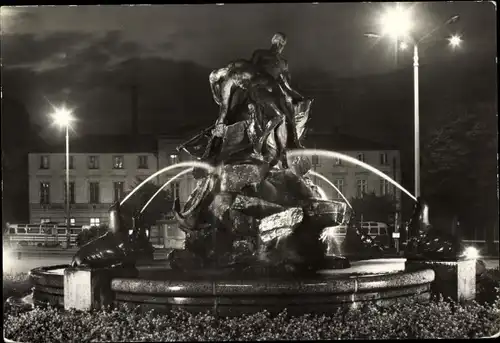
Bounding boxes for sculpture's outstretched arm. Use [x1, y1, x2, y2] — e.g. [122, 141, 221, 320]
[214, 80, 235, 128]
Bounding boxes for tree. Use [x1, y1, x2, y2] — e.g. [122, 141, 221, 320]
[350, 193, 397, 224]
[119, 177, 174, 228]
[421, 102, 497, 244]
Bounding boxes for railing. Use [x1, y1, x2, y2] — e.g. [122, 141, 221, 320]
[31, 203, 112, 210]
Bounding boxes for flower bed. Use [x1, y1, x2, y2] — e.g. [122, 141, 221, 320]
[3, 269, 500, 341]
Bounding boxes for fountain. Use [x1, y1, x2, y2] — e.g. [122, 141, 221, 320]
[27, 33, 472, 317]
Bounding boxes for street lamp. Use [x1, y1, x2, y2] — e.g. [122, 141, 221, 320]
[366, 5, 461, 198]
[51, 106, 74, 249]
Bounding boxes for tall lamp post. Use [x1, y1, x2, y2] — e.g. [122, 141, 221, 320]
[51, 106, 74, 249]
[366, 4, 461, 198]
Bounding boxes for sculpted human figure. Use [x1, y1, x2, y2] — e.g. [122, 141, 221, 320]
[251, 32, 312, 148]
[206, 60, 295, 167]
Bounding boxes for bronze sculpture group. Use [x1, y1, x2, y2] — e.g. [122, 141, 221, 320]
[71, 33, 463, 272]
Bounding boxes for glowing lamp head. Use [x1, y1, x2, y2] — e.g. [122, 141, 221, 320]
[462, 246, 479, 260]
[448, 35, 462, 48]
[51, 106, 74, 127]
[380, 5, 413, 39]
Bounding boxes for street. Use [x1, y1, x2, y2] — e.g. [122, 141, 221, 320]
[3, 248, 171, 274]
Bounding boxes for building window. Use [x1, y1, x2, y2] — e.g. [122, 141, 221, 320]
[40, 155, 50, 169]
[380, 179, 391, 195]
[169, 154, 179, 165]
[334, 158, 342, 166]
[40, 182, 50, 204]
[40, 218, 51, 224]
[113, 155, 124, 169]
[64, 218, 76, 226]
[357, 153, 365, 163]
[64, 181, 75, 204]
[89, 182, 100, 204]
[88, 155, 99, 169]
[90, 218, 100, 227]
[356, 179, 367, 198]
[62, 155, 75, 169]
[137, 155, 148, 169]
[170, 181, 180, 199]
[113, 181, 125, 202]
[380, 153, 388, 165]
[333, 178, 344, 199]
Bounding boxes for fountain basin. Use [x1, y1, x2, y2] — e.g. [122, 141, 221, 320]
[30, 258, 434, 317]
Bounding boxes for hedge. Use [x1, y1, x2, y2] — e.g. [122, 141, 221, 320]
[3, 269, 500, 341]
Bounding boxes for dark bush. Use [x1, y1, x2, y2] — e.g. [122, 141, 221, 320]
[3, 270, 500, 341]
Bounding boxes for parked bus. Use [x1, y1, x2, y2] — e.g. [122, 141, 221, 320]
[5, 223, 90, 247]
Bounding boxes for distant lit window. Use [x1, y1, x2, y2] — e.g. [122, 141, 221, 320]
[356, 179, 367, 198]
[333, 179, 344, 199]
[89, 182, 100, 204]
[90, 218, 100, 226]
[138, 155, 148, 169]
[88, 156, 99, 169]
[64, 218, 76, 226]
[40, 155, 50, 169]
[113, 155, 124, 169]
[357, 153, 365, 163]
[113, 181, 125, 202]
[169, 154, 179, 165]
[380, 153, 388, 165]
[40, 182, 50, 204]
[380, 179, 391, 195]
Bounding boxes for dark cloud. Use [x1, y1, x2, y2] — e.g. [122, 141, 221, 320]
[1, 30, 142, 71]
[1, 3, 496, 137]
[1, 32, 92, 67]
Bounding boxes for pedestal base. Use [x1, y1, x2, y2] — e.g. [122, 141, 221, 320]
[405, 258, 476, 302]
[64, 266, 137, 311]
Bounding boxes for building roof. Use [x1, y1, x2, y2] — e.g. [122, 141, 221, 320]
[304, 131, 398, 151]
[31, 134, 158, 154]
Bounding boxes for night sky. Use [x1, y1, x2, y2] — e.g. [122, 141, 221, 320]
[1, 3, 496, 138]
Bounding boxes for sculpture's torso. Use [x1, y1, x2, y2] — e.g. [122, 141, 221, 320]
[252, 49, 288, 81]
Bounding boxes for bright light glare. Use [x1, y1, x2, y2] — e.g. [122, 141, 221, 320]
[380, 5, 413, 39]
[51, 106, 74, 127]
[463, 246, 479, 260]
[400, 41, 409, 50]
[3, 248, 13, 272]
[448, 35, 462, 48]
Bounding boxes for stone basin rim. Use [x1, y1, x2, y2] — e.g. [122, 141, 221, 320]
[29, 261, 435, 296]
